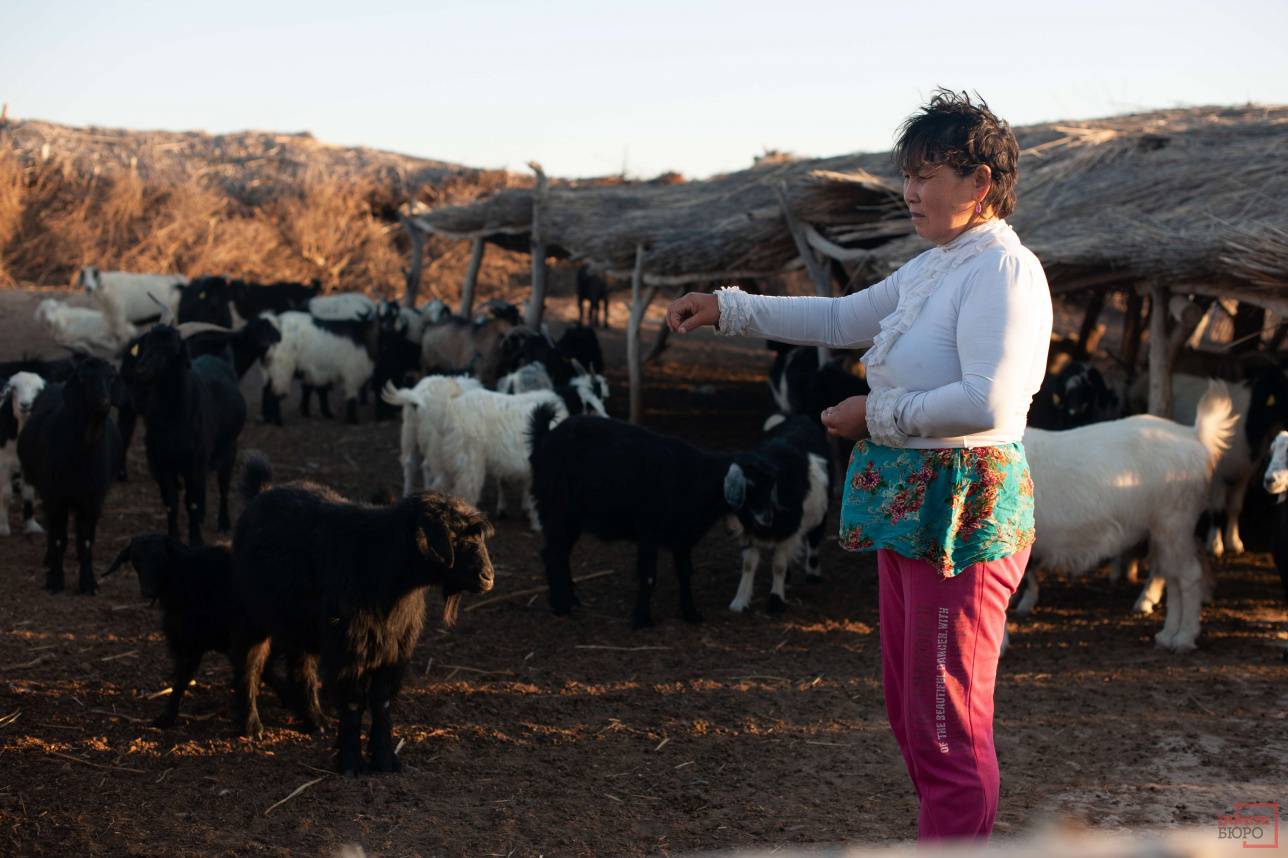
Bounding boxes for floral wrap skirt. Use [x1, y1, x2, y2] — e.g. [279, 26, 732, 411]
[838, 440, 1036, 577]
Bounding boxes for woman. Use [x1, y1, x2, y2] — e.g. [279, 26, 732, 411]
[666, 90, 1051, 843]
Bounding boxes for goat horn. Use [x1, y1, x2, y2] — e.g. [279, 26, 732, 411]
[570, 357, 588, 376]
[149, 293, 176, 327]
[175, 322, 232, 339]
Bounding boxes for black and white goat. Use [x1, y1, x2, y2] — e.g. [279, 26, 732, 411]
[0, 372, 46, 536]
[1020, 383, 1235, 651]
[1261, 431, 1288, 604]
[726, 415, 831, 614]
[78, 266, 187, 340]
[232, 455, 495, 774]
[16, 354, 122, 593]
[529, 408, 788, 628]
[1027, 360, 1124, 430]
[768, 345, 870, 420]
[261, 311, 375, 425]
[124, 320, 246, 545]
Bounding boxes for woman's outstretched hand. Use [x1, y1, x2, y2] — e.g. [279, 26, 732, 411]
[821, 395, 869, 440]
[666, 292, 720, 334]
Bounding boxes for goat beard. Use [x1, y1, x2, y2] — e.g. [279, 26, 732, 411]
[441, 590, 463, 629]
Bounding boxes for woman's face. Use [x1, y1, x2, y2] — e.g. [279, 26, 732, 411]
[902, 162, 986, 246]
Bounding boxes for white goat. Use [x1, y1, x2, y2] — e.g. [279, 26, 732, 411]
[1021, 382, 1235, 651]
[308, 292, 376, 321]
[380, 375, 482, 497]
[34, 299, 132, 356]
[78, 266, 186, 340]
[437, 389, 569, 531]
[262, 311, 374, 423]
[0, 372, 47, 536]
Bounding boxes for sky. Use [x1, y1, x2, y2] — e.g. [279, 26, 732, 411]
[2, 0, 1286, 180]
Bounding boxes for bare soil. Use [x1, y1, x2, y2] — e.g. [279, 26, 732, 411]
[0, 288, 1284, 857]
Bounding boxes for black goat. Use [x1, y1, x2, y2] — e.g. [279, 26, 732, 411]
[232, 455, 495, 774]
[575, 267, 610, 328]
[529, 406, 782, 628]
[1027, 360, 1121, 430]
[726, 415, 832, 614]
[186, 317, 282, 379]
[768, 345, 870, 418]
[556, 324, 605, 375]
[0, 355, 74, 384]
[229, 279, 321, 319]
[16, 354, 122, 593]
[475, 298, 523, 327]
[126, 323, 246, 545]
[178, 276, 235, 327]
[101, 534, 318, 729]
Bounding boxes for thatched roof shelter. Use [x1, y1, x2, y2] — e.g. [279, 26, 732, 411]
[411, 104, 1288, 301]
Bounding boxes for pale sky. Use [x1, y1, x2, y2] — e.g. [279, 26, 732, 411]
[2, 0, 1285, 179]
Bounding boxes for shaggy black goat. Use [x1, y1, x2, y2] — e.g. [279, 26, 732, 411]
[126, 322, 246, 544]
[16, 354, 122, 593]
[102, 534, 322, 730]
[556, 324, 605, 375]
[232, 455, 495, 774]
[186, 317, 282, 379]
[768, 345, 870, 418]
[178, 276, 235, 327]
[529, 406, 783, 628]
[229, 279, 321, 319]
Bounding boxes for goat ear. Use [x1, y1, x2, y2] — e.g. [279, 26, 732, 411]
[723, 463, 746, 510]
[415, 518, 455, 568]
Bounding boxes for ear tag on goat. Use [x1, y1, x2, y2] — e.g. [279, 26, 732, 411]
[1052, 394, 1061, 405]
[1268, 395, 1276, 407]
[130, 344, 139, 357]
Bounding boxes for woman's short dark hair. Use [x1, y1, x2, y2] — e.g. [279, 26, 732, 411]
[893, 89, 1020, 219]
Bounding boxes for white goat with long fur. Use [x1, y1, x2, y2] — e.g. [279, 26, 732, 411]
[437, 388, 569, 530]
[1020, 382, 1235, 651]
[0, 372, 47, 536]
[78, 266, 186, 340]
[380, 375, 482, 497]
[262, 311, 374, 424]
[34, 299, 132, 356]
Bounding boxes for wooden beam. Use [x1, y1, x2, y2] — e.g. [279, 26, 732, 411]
[627, 243, 656, 424]
[525, 162, 549, 329]
[459, 237, 485, 317]
[1075, 288, 1106, 358]
[775, 182, 832, 365]
[1120, 289, 1145, 380]
[1148, 282, 1173, 417]
[399, 212, 426, 309]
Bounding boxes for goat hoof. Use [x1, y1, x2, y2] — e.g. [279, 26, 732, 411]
[24, 520, 44, 535]
[766, 595, 787, 615]
[728, 600, 748, 613]
[241, 717, 265, 741]
[77, 583, 97, 596]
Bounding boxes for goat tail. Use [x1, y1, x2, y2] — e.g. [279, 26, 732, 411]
[380, 379, 418, 409]
[238, 451, 274, 504]
[102, 542, 134, 579]
[1194, 380, 1238, 472]
[527, 401, 561, 462]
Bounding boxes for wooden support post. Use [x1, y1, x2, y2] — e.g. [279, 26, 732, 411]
[1120, 289, 1145, 380]
[525, 162, 549, 329]
[399, 213, 426, 308]
[627, 243, 657, 424]
[1076, 288, 1106, 358]
[1167, 295, 1207, 369]
[1147, 282, 1173, 417]
[775, 182, 832, 365]
[459, 237, 485, 317]
[1230, 301, 1267, 354]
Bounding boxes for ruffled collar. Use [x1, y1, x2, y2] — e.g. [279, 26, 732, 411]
[861, 219, 1014, 370]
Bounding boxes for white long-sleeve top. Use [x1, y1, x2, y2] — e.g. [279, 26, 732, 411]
[715, 219, 1052, 449]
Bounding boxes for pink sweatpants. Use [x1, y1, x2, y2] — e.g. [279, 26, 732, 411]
[877, 547, 1030, 843]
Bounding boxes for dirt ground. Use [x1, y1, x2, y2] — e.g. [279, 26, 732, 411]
[0, 287, 1285, 857]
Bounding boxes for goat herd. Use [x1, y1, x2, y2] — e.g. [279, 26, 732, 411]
[2, 270, 1287, 776]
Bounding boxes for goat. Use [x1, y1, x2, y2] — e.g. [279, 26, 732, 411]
[261, 311, 374, 425]
[768, 346, 870, 420]
[372, 303, 426, 421]
[228, 279, 321, 320]
[79, 266, 187, 340]
[575, 267, 610, 328]
[1259, 432, 1288, 616]
[0, 356, 74, 385]
[124, 320, 246, 545]
[381, 375, 482, 497]
[0, 373, 47, 536]
[420, 314, 515, 388]
[34, 299, 131, 357]
[16, 354, 122, 593]
[186, 317, 282, 380]
[529, 407, 787, 628]
[232, 454, 495, 774]
[437, 388, 571, 530]
[475, 298, 522, 327]
[1027, 360, 1124, 430]
[726, 414, 831, 614]
[1020, 383, 1235, 651]
[309, 292, 377, 322]
[177, 276, 235, 327]
[556, 324, 605, 375]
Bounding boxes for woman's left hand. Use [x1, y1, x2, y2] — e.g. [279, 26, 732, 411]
[821, 396, 869, 440]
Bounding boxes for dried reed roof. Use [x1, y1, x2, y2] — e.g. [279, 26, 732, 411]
[411, 156, 910, 285]
[412, 104, 1288, 295]
[866, 104, 1288, 299]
